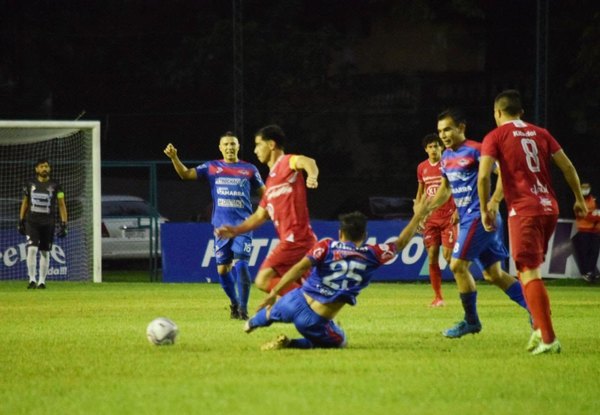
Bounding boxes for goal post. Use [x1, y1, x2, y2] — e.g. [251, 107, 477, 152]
[0, 120, 102, 283]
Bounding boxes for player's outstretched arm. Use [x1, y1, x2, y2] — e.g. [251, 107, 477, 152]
[394, 212, 423, 252]
[293, 155, 319, 189]
[216, 206, 270, 238]
[257, 257, 312, 310]
[422, 177, 452, 216]
[552, 149, 588, 217]
[164, 143, 197, 180]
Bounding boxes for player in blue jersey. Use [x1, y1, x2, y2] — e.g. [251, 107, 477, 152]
[243, 209, 424, 350]
[418, 108, 530, 338]
[164, 132, 265, 320]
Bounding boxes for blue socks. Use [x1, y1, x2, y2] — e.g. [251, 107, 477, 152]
[218, 271, 239, 306]
[234, 261, 251, 312]
[504, 281, 529, 311]
[460, 291, 480, 325]
[249, 308, 271, 328]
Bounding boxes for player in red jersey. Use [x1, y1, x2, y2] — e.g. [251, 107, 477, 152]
[415, 133, 458, 307]
[479, 89, 588, 355]
[216, 124, 319, 295]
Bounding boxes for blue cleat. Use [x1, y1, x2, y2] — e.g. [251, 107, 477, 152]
[443, 320, 482, 338]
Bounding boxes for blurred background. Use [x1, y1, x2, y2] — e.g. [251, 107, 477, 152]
[1, 0, 599, 221]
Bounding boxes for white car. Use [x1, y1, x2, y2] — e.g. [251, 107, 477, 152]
[101, 195, 167, 260]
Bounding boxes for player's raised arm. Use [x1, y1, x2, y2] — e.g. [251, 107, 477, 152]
[291, 155, 319, 189]
[395, 199, 427, 251]
[164, 143, 197, 180]
[216, 206, 270, 238]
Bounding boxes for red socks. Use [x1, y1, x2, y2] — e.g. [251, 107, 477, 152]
[523, 279, 555, 343]
[429, 263, 443, 299]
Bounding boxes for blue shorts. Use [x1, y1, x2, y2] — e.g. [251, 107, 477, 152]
[214, 234, 253, 265]
[453, 215, 508, 270]
[269, 289, 346, 348]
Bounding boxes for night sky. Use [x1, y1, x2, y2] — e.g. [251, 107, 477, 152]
[1, 0, 599, 218]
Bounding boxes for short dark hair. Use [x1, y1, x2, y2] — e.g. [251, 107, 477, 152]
[437, 107, 467, 126]
[422, 133, 443, 148]
[255, 124, 286, 149]
[35, 158, 49, 167]
[494, 89, 523, 116]
[339, 211, 368, 242]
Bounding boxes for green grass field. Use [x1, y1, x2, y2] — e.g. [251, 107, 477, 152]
[1, 278, 599, 415]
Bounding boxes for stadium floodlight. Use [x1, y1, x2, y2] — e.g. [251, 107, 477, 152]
[0, 120, 101, 283]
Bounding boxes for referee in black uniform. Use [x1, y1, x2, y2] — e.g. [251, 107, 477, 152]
[19, 159, 68, 289]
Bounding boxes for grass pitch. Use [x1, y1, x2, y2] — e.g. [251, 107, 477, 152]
[1, 279, 599, 415]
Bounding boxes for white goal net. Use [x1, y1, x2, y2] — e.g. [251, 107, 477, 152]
[0, 121, 101, 283]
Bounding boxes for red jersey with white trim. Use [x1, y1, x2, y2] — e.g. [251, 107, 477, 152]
[416, 159, 456, 220]
[259, 154, 316, 243]
[482, 120, 561, 216]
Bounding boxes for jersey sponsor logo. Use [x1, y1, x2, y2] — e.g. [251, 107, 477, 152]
[215, 177, 242, 185]
[454, 196, 472, 207]
[216, 187, 245, 197]
[445, 171, 471, 182]
[266, 183, 293, 200]
[426, 186, 439, 197]
[451, 185, 472, 194]
[512, 130, 537, 137]
[217, 198, 244, 208]
[530, 179, 549, 195]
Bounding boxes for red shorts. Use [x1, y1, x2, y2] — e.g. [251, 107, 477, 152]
[260, 238, 316, 277]
[422, 215, 457, 250]
[508, 214, 558, 271]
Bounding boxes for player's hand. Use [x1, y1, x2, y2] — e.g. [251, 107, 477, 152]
[306, 175, 318, 189]
[57, 222, 68, 238]
[215, 226, 236, 239]
[256, 292, 277, 311]
[574, 200, 588, 218]
[18, 219, 26, 236]
[163, 143, 178, 159]
[480, 210, 496, 232]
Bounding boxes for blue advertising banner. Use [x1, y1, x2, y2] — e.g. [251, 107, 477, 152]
[161, 220, 464, 283]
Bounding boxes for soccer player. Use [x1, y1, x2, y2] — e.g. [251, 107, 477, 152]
[479, 89, 587, 355]
[164, 133, 265, 320]
[244, 210, 424, 350]
[415, 133, 458, 306]
[419, 108, 530, 338]
[216, 124, 319, 297]
[19, 158, 68, 289]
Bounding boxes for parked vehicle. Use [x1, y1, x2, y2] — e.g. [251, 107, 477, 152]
[102, 195, 167, 259]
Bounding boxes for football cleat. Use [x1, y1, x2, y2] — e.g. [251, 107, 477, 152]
[243, 320, 256, 334]
[430, 298, 445, 307]
[442, 320, 482, 338]
[229, 304, 241, 319]
[27, 281, 37, 289]
[526, 328, 542, 352]
[261, 334, 290, 351]
[238, 307, 249, 321]
[37, 283, 46, 289]
[530, 338, 561, 355]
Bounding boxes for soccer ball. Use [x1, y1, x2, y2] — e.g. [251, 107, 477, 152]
[146, 317, 179, 345]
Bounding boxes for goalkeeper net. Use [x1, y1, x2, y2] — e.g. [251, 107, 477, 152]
[0, 121, 101, 283]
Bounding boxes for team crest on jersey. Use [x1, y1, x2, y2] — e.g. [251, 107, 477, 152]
[458, 158, 469, 166]
[312, 246, 325, 260]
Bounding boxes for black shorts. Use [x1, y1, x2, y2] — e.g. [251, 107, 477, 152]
[26, 222, 55, 251]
